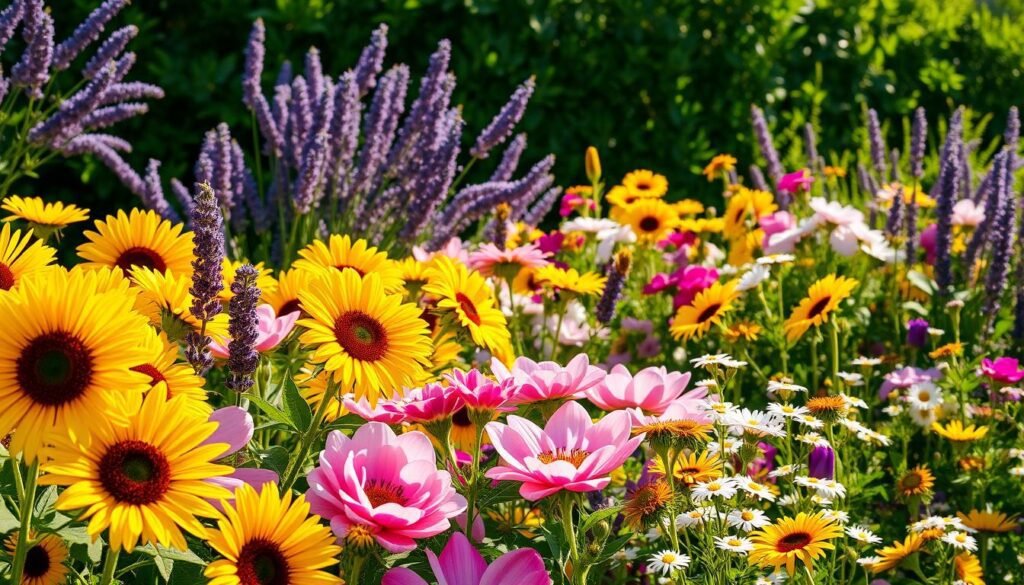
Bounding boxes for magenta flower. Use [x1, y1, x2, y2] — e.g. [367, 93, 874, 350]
[306, 423, 467, 553]
[920, 223, 938, 264]
[383, 532, 551, 585]
[202, 407, 278, 509]
[585, 365, 699, 415]
[209, 304, 298, 358]
[445, 368, 517, 413]
[534, 232, 564, 255]
[394, 382, 465, 424]
[778, 168, 815, 194]
[493, 354, 606, 404]
[643, 272, 674, 295]
[484, 400, 642, 500]
[980, 357, 1024, 384]
[672, 265, 718, 308]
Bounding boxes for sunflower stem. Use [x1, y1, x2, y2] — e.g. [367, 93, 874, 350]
[9, 458, 39, 585]
[98, 547, 121, 585]
[282, 378, 338, 491]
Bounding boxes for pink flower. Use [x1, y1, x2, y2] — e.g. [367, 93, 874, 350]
[672, 265, 718, 308]
[394, 383, 465, 424]
[759, 210, 795, 242]
[414, 238, 470, 265]
[809, 197, 863, 227]
[585, 365, 700, 415]
[383, 532, 551, 585]
[343, 395, 408, 424]
[484, 400, 643, 500]
[920, 224, 938, 264]
[952, 199, 985, 227]
[778, 169, 815, 194]
[643, 272, 674, 295]
[559, 191, 596, 217]
[980, 357, 1024, 384]
[493, 354, 606, 404]
[209, 304, 298, 358]
[306, 423, 467, 553]
[202, 407, 279, 509]
[879, 366, 942, 400]
[446, 368, 517, 413]
[468, 243, 548, 277]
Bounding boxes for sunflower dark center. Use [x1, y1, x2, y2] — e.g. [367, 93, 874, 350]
[237, 538, 289, 585]
[115, 246, 167, 273]
[453, 407, 472, 427]
[636, 180, 651, 191]
[776, 531, 813, 553]
[456, 293, 482, 325]
[334, 264, 365, 276]
[23, 544, 50, 578]
[17, 331, 94, 406]
[364, 480, 406, 507]
[900, 473, 922, 489]
[131, 363, 166, 387]
[333, 310, 389, 362]
[98, 440, 171, 505]
[0, 262, 15, 290]
[278, 299, 302, 317]
[696, 303, 722, 323]
[639, 216, 660, 232]
[807, 296, 832, 319]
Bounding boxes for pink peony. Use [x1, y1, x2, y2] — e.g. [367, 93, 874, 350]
[585, 364, 699, 415]
[952, 199, 985, 227]
[209, 304, 298, 358]
[759, 210, 795, 241]
[980, 357, 1024, 384]
[306, 423, 467, 553]
[778, 169, 815, 194]
[493, 354, 606, 404]
[484, 400, 643, 500]
[383, 532, 551, 585]
[202, 407, 278, 509]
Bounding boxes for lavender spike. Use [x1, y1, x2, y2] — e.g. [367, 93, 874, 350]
[750, 105, 783, 183]
[867, 108, 887, 179]
[52, 0, 129, 70]
[353, 24, 388, 97]
[470, 76, 534, 159]
[490, 133, 527, 183]
[910, 107, 927, 179]
[225, 264, 261, 393]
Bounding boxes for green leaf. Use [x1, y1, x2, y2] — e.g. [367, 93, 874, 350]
[137, 544, 207, 566]
[281, 377, 313, 431]
[246, 393, 296, 430]
[906, 270, 936, 296]
[260, 446, 290, 478]
[579, 504, 622, 535]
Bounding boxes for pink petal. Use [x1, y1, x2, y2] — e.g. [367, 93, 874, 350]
[481, 548, 553, 585]
[205, 407, 254, 457]
[382, 567, 430, 585]
[435, 532, 487, 585]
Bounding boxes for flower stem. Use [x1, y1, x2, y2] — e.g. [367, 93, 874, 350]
[98, 547, 121, 585]
[9, 459, 39, 585]
[281, 379, 338, 490]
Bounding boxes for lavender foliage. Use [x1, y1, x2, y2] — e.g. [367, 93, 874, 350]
[982, 150, 1016, 320]
[52, 0, 128, 70]
[935, 141, 961, 294]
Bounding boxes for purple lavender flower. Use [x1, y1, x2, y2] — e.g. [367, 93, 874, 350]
[804, 123, 819, 170]
[0, 0, 25, 53]
[884, 185, 903, 237]
[983, 150, 1016, 321]
[82, 24, 136, 79]
[910, 107, 927, 179]
[400, 111, 462, 242]
[748, 164, 769, 192]
[225, 264, 261, 393]
[520, 186, 562, 226]
[596, 251, 631, 324]
[294, 132, 328, 213]
[60, 133, 144, 195]
[80, 102, 149, 129]
[906, 318, 929, 348]
[305, 47, 324, 106]
[52, 0, 129, 70]
[353, 23, 388, 97]
[935, 141, 961, 294]
[470, 76, 534, 159]
[11, 5, 53, 98]
[29, 63, 115, 143]
[490, 133, 527, 183]
[808, 447, 835, 480]
[351, 65, 409, 198]
[326, 70, 361, 188]
[1006, 106, 1020, 150]
[142, 158, 178, 221]
[241, 19, 283, 155]
[189, 182, 225, 322]
[750, 105, 783, 184]
[867, 108, 887, 179]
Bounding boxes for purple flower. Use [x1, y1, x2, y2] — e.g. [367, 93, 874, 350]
[0, 0, 25, 51]
[52, 0, 129, 70]
[983, 150, 1016, 320]
[804, 123, 819, 169]
[935, 141, 961, 294]
[353, 23, 388, 97]
[750, 105, 783, 184]
[596, 252, 631, 324]
[491, 133, 527, 183]
[808, 446, 834, 480]
[225, 264, 261, 393]
[520, 186, 562, 226]
[879, 366, 942, 400]
[82, 24, 136, 79]
[749, 442, 777, 479]
[189, 182, 225, 323]
[470, 76, 534, 159]
[906, 318, 929, 348]
[910, 107, 927, 179]
[11, 3, 53, 98]
[867, 108, 887, 179]
[1006, 106, 1020, 150]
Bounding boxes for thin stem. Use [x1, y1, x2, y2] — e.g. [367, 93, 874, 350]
[98, 547, 121, 585]
[9, 459, 40, 584]
[281, 378, 339, 490]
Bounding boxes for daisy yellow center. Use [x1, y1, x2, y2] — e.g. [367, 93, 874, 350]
[116, 246, 167, 273]
[236, 538, 289, 585]
[776, 531, 813, 553]
[333, 311, 389, 362]
[639, 216, 660, 232]
[728, 538, 742, 546]
[98, 440, 171, 505]
[661, 552, 676, 563]
[917, 390, 931, 402]
[17, 331, 94, 406]
[742, 511, 755, 521]
[24, 544, 50, 578]
[537, 448, 590, 468]
[131, 363, 166, 388]
[364, 480, 406, 507]
[456, 292, 482, 325]
[807, 296, 832, 319]
[696, 304, 722, 324]
[0, 262, 14, 290]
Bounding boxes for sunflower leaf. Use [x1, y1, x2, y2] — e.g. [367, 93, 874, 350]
[281, 377, 313, 431]
[246, 393, 297, 430]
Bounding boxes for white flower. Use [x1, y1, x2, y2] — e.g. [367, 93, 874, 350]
[882, 404, 905, 417]
[767, 380, 808, 394]
[906, 381, 942, 411]
[908, 405, 939, 427]
[850, 356, 881, 367]
[795, 432, 831, 448]
[595, 225, 637, 263]
[612, 547, 639, 566]
[776, 493, 800, 507]
[707, 438, 741, 456]
[691, 478, 738, 502]
[676, 509, 706, 528]
[794, 414, 825, 429]
[756, 254, 796, 265]
[737, 264, 771, 291]
[1011, 466, 1024, 477]
[816, 480, 847, 499]
[715, 535, 754, 554]
[728, 509, 771, 531]
[942, 531, 978, 552]
[725, 408, 786, 437]
[561, 217, 619, 233]
[769, 464, 803, 478]
[736, 477, 777, 502]
[846, 525, 882, 544]
[704, 400, 740, 422]
[694, 378, 718, 389]
[856, 556, 882, 568]
[822, 509, 850, 524]
[647, 550, 690, 575]
[691, 353, 733, 368]
[767, 403, 809, 418]
[841, 394, 869, 409]
[836, 371, 864, 386]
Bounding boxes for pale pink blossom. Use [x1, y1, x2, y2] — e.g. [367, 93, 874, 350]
[585, 365, 701, 415]
[468, 243, 548, 277]
[445, 368, 517, 412]
[202, 407, 278, 509]
[383, 532, 551, 585]
[209, 304, 298, 358]
[759, 211, 795, 248]
[952, 199, 985, 227]
[492, 354, 606, 404]
[810, 197, 864, 227]
[413, 237, 470, 265]
[343, 395, 408, 424]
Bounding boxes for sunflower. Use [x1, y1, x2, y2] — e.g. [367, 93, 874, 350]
[703, 154, 738, 181]
[0, 222, 56, 290]
[652, 451, 722, 486]
[620, 199, 680, 243]
[296, 368, 346, 422]
[675, 199, 705, 216]
[534, 265, 606, 297]
[606, 185, 643, 211]
[134, 328, 209, 414]
[39, 388, 232, 552]
[2, 195, 89, 232]
[727, 228, 763, 266]
[4, 531, 70, 585]
[783, 275, 859, 342]
[262, 268, 315, 318]
[205, 482, 342, 585]
[931, 420, 989, 443]
[397, 257, 432, 292]
[868, 533, 924, 573]
[896, 465, 935, 498]
[298, 269, 432, 405]
[423, 256, 510, 354]
[724, 188, 776, 239]
[0, 268, 151, 461]
[622, 169, 669, 198]
[77, 209, 194, 276]
[748, 512, 843, 576]
[220, 259, 277, 302]
[294, 234, 404, 293]
[669, 281, 739, 341]
[957, 509, 1017, 533]
[131, 267, 229, 342]
[623, 480, 673, 529]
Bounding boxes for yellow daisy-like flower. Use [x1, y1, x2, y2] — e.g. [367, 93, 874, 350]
[869, 533, 924, 573]
[783, 275, 859, 342]
[652, 450, 722, 486]
[2, 195, 89, 230]
[534, 265, 606, 297]
[397, 257, 432, 289]
[263, 268, 316, 318]
[957, 509, 1017, 533]
[727, 228, 763, 266]
[620, 198, 679, 243]
[703, 154, 738, 181]
[131, 266, 229, 341]
[431, 330, 464, 371]
[296, 368, 346, 422]
[748, 512, 843, 576]
[678, 217, 724, 234]
[423, 256, 511, 354]
[606, 185, 644, 213]
[294, 234, 404, 293]
[954, 553, 984, 585]
[823, 166, 847, 178]
[39, 388, 233, 552]
[133, 328, 209, 415]
[220, 259, 277, 302]
[0, 268, 151, 461]
[0, 222, 56, 290]
[4, 531, 70, 585]
[204, 482, 342, 585]
[931, 420, 989, 442]
[669, 280, 739, 341]
[896, 465, 935, 497]
[77, 209, 194, 276]
[674, 199, 705, 216]
[622, 169, 668, 198]
[622, 480, 673, 529]
[724, 188, 776, 239]
[724, 320, 762, 342]
[298, 269, 432, 405]
[929, 342, 963, 360]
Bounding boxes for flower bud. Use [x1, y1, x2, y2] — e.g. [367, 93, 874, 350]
[585, 146, 601, 183]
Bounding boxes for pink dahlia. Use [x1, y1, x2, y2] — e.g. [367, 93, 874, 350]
[306, 423, 467, 552]
[209, 304, 298, 358]
[383, 532, 551, 585]
[585, 365, 700, 415]
[468, 243, 548, 278]
[493, 354, 606, 404]
[778, 169, 815, 194]
[484, 400, 643, 500]
[202, 407, 278, 509]
[980, 357, 1024, 384]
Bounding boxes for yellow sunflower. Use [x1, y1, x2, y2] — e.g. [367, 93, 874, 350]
[134, 328, 209, 415]
[674, 199, 705, 216]
[262, 268, 315, 318]
[931, 420, 989, 443]
[957, 509, 1017, 533]
[783, 275, 859, 342]
[703, 154, 738, 181]
[953, 553, 984, 585]
[293, 234, 404, 293]
[423, 256, 510, 354]
[204, 482, 342, 585]
[0, 268, 151, 461]
[622, 169, 669, 198]
[2, 195, 89, 231]
[39, 388, 232, 552]
[130, 266, 229, 342]
[77, 209, 194, 276]
[748, 512, 843, 576]
[622, 480, 673, 529]
[620, 198, 679, 243]
[296, 367, 346, 422]
[4, 531, 70, 585]
[896, 465, 935, 498]
[0, 222, 56, 290]
[298, 269, 433, 405]
[606, 185, 643, 213]
[397, 257, 432, 292]
[869, 533, 924, 573]
[669, 280, 739, 341]
[220, 259, 277, 302]
[651, 451, 721, 486]
[534, 265, 606, 297]
[724, 188, 776, 239]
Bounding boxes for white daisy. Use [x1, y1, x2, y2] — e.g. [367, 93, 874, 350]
[714, 535, 754, 554]
[691, 478, 738, 502]
[942, 531, 977, 552]
[850, 356, 881, 367]
[846, 525, 882, 544]
[707, 438, 741, 456]
[795, 432, 831, 448]
[906, 381, 942, 411]
[908, 406, 938, 427]
[676, 509, 706, 528]
[816, 480, 847, 499]
[694, 378, 718, 389]
[756, 254, 796, 265]
[725, 408, 786, 437]
[647, 550, 690, 576]
[704, 400, 740, 421]
[767, 403, 809, 418]
[690, 353, 734, 368]
[737, 264, 771, 291]
[727, 508, 771, 531]
[767, 380, 808, 394]
[882, 404, 905, 417]
[769, 464, 803, 478]
[837, 371, 865, 386]
[794, 414, 825, 429]
[821, 509, 850, 524]
[736, 478, 777, 502]
[856, 556, 882, 568]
